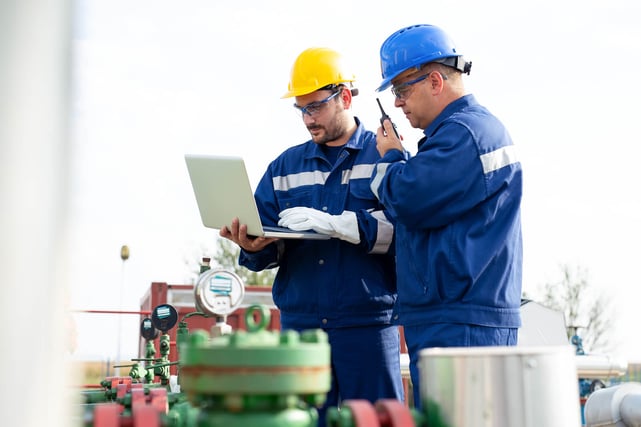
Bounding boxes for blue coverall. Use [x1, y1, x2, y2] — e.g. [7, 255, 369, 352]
[240, 118, 404, 423]
[370, 94, 523, 407]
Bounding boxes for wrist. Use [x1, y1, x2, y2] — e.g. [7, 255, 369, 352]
[381, 147, 406, 161]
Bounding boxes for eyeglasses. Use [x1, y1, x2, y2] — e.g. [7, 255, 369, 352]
[391, 74, 430, 101]
[391, 71, 447, 101]
[293, 90, 341, 117]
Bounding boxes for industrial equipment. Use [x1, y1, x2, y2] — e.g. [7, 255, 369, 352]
[77, 266, 635, 427]
[80, 264, 333, 427]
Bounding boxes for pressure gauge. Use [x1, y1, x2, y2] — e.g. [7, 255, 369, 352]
[140, 317, 159, 340]
[194, 269, 245, 316]
[151, 304, 178, 333]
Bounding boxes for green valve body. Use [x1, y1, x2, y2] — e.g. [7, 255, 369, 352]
[179, 305, 330, 427]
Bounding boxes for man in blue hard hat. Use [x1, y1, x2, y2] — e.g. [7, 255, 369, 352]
[370, 24, 523, 407]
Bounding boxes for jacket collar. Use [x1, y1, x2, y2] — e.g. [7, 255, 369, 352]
[423, 94, 477, 139]
[304, 116, 365, 160]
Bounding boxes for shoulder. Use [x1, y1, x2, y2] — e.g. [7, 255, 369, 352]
[270, 141, 316, 166]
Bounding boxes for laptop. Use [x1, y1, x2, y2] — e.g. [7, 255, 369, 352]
[184, 154, 330, 240]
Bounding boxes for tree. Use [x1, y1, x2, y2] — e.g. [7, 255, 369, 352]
[536, 264, 613, 354]
[184, 237, 277, 287]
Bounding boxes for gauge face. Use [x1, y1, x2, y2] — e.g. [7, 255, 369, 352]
[140, 317, 159, 340]
[151, 304, 178, 332]
[194, 269, 245, 316]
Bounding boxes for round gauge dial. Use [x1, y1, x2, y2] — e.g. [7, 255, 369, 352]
[194, 269, 245, 316]
[140, 317, 159, 340]
[151, 304, 178, 333]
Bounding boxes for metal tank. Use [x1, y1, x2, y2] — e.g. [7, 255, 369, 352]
[418, 345, 582, 427]
[584, 382, 641, 427]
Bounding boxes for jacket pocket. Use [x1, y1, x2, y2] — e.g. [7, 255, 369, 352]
[347, 179, 378, 211]
[277, 189, 313, 210]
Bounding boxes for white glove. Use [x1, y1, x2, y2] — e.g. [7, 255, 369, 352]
[278, 207, 360, 244]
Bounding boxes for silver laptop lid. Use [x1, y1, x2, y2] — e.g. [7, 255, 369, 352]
[184, 154, 329, 240]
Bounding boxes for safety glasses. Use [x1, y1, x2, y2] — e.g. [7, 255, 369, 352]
[391, 71, 447, 101]
[293, 90, 341, 117]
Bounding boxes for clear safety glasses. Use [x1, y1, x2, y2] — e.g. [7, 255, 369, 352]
[293, 90, 341, 117]
[391, 70, 447, 101]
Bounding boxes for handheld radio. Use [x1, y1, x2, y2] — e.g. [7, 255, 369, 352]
[376, 98, 400, 139]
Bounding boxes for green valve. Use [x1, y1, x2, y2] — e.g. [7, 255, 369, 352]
[179, 304, 331, 427]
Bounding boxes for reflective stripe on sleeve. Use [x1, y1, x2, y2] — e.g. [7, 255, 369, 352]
[369, 163, 390, 200]
[370, 210, 393, 254]
[480, 145, 519, 174]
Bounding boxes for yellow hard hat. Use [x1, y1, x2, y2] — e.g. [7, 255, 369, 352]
[282, 47, 356, 98]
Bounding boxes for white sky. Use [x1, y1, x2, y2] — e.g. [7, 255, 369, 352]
[68, 0, 641, 364]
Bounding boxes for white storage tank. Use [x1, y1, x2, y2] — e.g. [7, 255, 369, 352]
[418, 345, 582, 427]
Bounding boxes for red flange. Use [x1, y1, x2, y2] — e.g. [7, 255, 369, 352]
[375, 399, 415, 427]
[116, 383, 128, 400]
[149, 388, 168, 414]
[133, 405, 160, 427]
[131, 387, 147, 408]
[94, 403, 121, 427]
[343, 399, 381, 427]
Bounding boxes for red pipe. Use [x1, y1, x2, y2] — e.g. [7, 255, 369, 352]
[73, 309, 152, 315]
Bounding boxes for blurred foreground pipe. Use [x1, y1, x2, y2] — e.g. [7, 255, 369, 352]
[576, 354, 628, 379]
[400, 351, 628, 380]
[0, 0, 73, 425]
[585, 383, 641, 427]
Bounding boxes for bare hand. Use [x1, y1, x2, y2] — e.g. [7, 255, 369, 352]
[376, 119, 404, 157]
[219, 217, 278, 252]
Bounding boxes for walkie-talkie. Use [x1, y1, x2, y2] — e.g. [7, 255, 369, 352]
[376, 98, 400, 139]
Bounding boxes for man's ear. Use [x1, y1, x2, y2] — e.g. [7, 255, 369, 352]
[339, 87, 352, 108]
[429, 72, 446, 94]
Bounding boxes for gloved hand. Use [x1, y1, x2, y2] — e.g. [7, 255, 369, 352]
[278, 207, 360, 244]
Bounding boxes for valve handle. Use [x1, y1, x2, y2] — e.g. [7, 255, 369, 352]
[244, 304, 271, 332]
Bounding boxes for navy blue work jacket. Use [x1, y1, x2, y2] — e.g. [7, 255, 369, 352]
[370, 95, 523, 329]
[240, 118, 398, 330]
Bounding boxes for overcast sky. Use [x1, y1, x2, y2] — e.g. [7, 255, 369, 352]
[68, 0, 641, 364]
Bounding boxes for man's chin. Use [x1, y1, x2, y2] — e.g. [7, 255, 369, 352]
[310, 133, 327, 144]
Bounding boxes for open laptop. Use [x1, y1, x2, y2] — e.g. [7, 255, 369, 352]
[184, 154, 330, 240]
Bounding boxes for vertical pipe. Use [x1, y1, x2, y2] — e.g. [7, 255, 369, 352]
[0, 0, 73, 425]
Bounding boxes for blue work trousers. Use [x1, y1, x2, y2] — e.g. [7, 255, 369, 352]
[283, 323, 405, 427]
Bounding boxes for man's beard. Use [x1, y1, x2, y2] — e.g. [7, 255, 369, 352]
[308, 118, 346, 145]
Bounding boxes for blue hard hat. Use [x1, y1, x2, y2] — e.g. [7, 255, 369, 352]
[377, 24, 471, 92]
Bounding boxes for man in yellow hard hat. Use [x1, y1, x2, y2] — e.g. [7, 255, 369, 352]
[221, 47, 405, 424]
